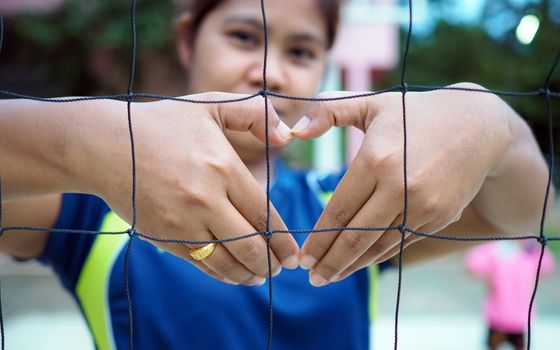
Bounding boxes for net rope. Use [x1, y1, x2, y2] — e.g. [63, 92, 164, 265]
[0, 0, 559, 349]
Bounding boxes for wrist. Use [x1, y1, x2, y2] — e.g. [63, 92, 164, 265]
[68, 99, 128, 197]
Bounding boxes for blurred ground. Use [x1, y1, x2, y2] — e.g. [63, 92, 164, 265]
[2, 249, 558, 350]
[373, 253, 560, 350]
[1, 202, 559, 350]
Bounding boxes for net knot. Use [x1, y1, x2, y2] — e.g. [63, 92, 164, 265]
[397, 224, 406, 233]
[0, 227, 4, 238]
[400, 83, 409, 94]
[537, 236, 548, 246]
[127, 227, 137, 238]
[538, 88, 550, 97]
[259, 88, 269, 97]
[126, 92, 134, 102]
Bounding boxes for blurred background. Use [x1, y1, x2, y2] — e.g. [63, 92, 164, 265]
[0, 0, 559, 349]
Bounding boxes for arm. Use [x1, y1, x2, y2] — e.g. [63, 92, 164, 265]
[0, 195, 60, 259]
[0, 99, 105, 259]
[292, 83, 551, 285]
[0, 95, 300, 285]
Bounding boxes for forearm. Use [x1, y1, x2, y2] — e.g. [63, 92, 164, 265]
[396, 206, 501, 265]
[471, 98, 553, 234]
[0, 99, 120, 200]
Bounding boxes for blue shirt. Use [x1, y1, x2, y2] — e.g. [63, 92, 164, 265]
[39, 162, 383, 350]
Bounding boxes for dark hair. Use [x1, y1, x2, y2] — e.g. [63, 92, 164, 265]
[181, 0, 342, 49]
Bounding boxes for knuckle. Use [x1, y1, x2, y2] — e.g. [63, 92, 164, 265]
[153, 206, 181, 231]
[270, 235, 294, 259]
[325, 205, 350, 226]
[316, 261, 339, 278]
[180, 185, 212, 208]
[406, 168, 432, 200]
[376, 151, 401, 172]
[452, 82, 483, 91]
[204, 156, 234, 178]
[304, 235, 333, 258]
[420, 193, 440, 216]
[253, 212, 269, 232]
[360, 150, 379, 169]
[213, 258, 236, 276]
[367, 242, 387, 257]
[240, 240, 265, 266]
[340, 231, 367, 254]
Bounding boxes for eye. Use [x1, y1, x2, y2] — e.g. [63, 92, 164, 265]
[227, 30, 259, 47]
[289, 47, 316, 62]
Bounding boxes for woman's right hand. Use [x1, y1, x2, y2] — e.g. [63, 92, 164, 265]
[85, 93, 299, 285]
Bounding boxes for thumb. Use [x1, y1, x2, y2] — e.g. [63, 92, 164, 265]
[291, 91, 382, 140]
[205, 92, 292, 146]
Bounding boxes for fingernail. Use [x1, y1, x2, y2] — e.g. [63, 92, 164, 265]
[331, 274, 343, 283]
[223, 278, 239, 285]
[300, 255, 317, 270]
[247, 276, 266, 286]
[292, 116, 310, 133]
[309, 272, 328, 287]
[281, 255, 299, 270]
[273, 266, 282, 277]
[276, 121, 292, 140]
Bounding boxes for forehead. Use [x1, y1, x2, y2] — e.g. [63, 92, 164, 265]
[206, 0, 328, 42]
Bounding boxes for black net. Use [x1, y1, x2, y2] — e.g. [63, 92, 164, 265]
[0, 0, 559, 349]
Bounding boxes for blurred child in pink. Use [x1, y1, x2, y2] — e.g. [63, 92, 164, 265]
[465, 240, 555, 350]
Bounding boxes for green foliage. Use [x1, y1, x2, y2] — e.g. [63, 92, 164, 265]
[3, 0, 177, 96]
[13, 0, 175, 50]
[384, 18, 559, 123]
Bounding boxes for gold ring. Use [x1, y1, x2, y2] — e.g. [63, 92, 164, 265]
[189, 243, 216, 261]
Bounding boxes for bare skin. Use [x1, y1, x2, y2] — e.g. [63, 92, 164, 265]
[1, 0, 329, 286]
[0, 94, 299, 286]
[0, 0, 552, 289]
[294, 86, 552, 286]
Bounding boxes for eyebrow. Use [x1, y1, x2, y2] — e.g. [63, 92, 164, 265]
[223, 15, 326, 47]
[224, 16, 263, 30]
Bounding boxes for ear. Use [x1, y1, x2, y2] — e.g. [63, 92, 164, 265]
[175, 12, 194, 70]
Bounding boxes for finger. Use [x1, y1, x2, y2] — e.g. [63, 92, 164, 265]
[332, 232, 417, 284]
[342, 199, 449, 273]
[362, 213, 427, 268]
[183, 252, 240, 285]
[373, 234, 420, 266]
[201, 92, 292, 146]
[292, 91, 387, 139]
[209, 201, 285, 278]
[160, 238, 262, 286]
[228, 162, 300, 270]
[300, 147, 379, 271]
[158, 242, 236, 284]
[308, 189, 401, 287]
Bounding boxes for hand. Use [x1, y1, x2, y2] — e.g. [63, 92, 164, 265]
[88, 93, 299, 286]
[293, 83, 511, 286]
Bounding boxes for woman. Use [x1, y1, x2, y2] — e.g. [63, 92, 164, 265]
[466, 241, 555, 350]
[0, 0, 551, 349]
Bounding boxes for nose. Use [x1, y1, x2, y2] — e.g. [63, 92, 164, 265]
[248, 48, 287, 93]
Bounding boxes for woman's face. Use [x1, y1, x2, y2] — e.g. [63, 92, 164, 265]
[176, 0, 330, 164]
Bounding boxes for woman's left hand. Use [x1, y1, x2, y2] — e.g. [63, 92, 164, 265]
[292, 83, 512, 286]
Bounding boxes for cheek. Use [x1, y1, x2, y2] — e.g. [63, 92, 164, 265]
[188, 40, 252, 93]
[189, 56, 237, 92]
